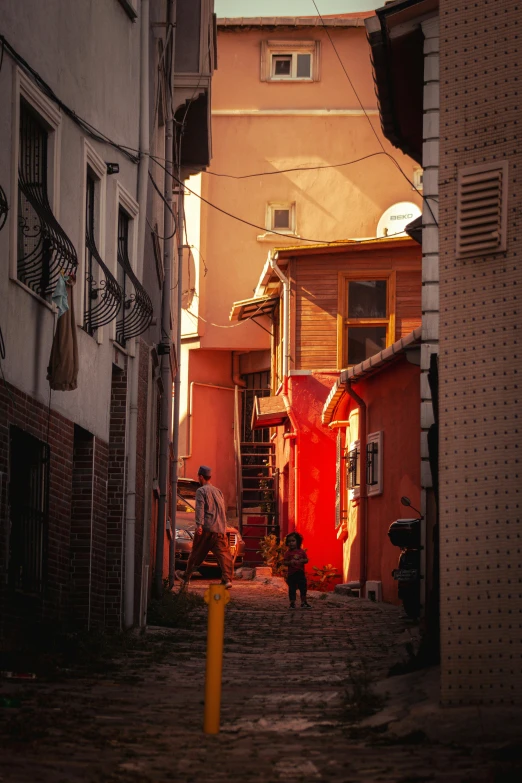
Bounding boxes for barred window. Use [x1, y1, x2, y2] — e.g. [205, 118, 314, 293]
[115, 207, 153, 346]
[17, 99, 77, 298]
[8, 427, 50, 596]
[84, 170, 122, 336]
[366, 431, 383, 496]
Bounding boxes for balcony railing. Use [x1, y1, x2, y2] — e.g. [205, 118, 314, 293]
[17, 105, 77, 296]
[84, 232, 123, 335]
[115, 240, 153, 345]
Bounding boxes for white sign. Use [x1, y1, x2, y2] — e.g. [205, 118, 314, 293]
[376, 202, 422, 238]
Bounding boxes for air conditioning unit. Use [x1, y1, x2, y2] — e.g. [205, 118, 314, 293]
[365, 581, 382, 602]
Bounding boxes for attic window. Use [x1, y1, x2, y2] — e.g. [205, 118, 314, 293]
[261, 40, 320, 82]
[456, 161, 508, 258]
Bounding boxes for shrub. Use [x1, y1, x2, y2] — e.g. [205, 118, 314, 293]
[258, 534, 288, 575]
[309, 563, 340, 592]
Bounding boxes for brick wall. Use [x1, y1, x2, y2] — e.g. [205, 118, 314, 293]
[106, 362, 128, 628]
[439, 0, 522, 704]
[0, 381, 110, 637]
[0, 382, 72, 634]
[70, 428, 95, 628]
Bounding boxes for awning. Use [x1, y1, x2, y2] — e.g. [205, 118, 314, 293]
[229, 294, 279, 322]
[251, 395, 288, 430]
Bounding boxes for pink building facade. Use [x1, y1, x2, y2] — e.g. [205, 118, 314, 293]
[181, 14, 422, 544]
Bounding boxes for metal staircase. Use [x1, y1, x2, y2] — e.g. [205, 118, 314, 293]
[239, 441, 278, 565]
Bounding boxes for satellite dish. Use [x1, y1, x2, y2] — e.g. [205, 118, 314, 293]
[376, 202, 421, 238]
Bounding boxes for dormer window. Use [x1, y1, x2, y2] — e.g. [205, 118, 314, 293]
[261, 41, 320, 82]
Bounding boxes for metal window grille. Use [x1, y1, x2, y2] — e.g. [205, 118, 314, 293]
[115, 208, 153, 346]
[8, 427, 50, 596]
[366, 440, 379, 486]
[348, 446, 359, 489]
[0, 183, 8, 232]
[17, 99, 77, 297]
[84, 172, 122, 335]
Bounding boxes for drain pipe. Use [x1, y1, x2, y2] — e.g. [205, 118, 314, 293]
[344, 381, 367, 590]
[124, 0, 149, 627]
[154, 0, 176, 599]
[269, 253, 290, 382]
[269, 254, 299, 529]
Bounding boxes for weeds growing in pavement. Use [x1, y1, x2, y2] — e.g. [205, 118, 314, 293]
[342, 660, 384, 722]
[147, 584, 205, 629]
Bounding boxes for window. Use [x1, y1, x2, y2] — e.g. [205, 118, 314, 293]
[261, 40, 320, 82]
[267, 203, 296, 234]
[366, 431, 383, 497]
[456, 161, 508, 258]
[114, 189, 153, 347]
[116, 208, 131, 347]
[346, 432, 383, 500]
[84, 169, 122, 336]
[412, 167, 423, 192]
[347, 441, 360, 499]
[8, 427, 50, 595]
[17, 99, 77, 298]
[339, 273, 395, 368]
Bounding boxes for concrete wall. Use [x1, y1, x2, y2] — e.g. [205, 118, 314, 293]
[438, 0, 522, 705]
[0, 0, 141, 442]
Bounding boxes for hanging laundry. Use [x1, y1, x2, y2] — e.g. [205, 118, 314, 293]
[51, 274, 69, 318]
[47, 275, 79, 391]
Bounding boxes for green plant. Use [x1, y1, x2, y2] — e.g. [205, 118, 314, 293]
[309, 563, 339, 592]
[257, 534, 287, 574]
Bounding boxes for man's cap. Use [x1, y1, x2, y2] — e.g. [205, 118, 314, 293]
[198, 465, 212, 478]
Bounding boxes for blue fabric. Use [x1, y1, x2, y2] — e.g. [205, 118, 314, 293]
[52, 275, 69, 318]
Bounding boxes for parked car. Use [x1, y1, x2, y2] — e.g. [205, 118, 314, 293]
[173, 478, 245, 573]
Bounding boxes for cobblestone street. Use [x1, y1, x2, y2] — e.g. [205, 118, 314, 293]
[1, 581, 521, 782]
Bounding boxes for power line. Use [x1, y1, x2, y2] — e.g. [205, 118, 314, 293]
[310, 1, 438, 228]
[0, 34, 139, 163]
[153, 158, 418, 247]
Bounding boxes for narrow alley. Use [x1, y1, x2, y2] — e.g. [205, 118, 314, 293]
[2, 581, 520, 782]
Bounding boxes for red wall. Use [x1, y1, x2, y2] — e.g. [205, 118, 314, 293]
[347, 357, 421, 603]
[280, 373, 343, 578]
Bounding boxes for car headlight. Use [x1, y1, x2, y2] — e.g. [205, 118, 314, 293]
[175, 528, 192, 540]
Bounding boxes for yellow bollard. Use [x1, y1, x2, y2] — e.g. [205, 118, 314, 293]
[203, 583, 230, 734]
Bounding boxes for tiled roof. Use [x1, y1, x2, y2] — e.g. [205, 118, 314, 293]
[322, 326, 422, 424]
[218, 13, 373, 29]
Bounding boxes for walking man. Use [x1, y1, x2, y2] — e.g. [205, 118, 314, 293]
[175, 465, 234, 589]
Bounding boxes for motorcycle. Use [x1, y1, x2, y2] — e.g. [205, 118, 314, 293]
[388, 496, 422, 619]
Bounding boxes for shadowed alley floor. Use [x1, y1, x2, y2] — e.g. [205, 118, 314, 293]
[1, 580, 521, 782]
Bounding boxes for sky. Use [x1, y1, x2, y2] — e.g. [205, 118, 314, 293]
[215, 1, 382, 17]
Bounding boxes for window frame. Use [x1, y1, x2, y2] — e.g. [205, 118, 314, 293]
[366, 431, 383, 497]
[261, 40, 320, 83]
[266, 202, 296, 234]
[337, 270, 396, 370]
[113, 182, 139, 351]
[347, 439, 360, 501]
[10, 69, 62, 302]
[80, 141, 108, 340]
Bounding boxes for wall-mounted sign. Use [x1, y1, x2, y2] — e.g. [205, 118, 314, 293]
[376, 202, 422, 238]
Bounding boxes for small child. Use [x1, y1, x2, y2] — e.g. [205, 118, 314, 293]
[283, 532, 311, 609]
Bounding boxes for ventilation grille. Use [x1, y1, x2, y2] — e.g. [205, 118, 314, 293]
[456, 161, 508, 258]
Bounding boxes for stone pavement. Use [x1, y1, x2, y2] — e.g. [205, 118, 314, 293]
[1, 580, 521, 782]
